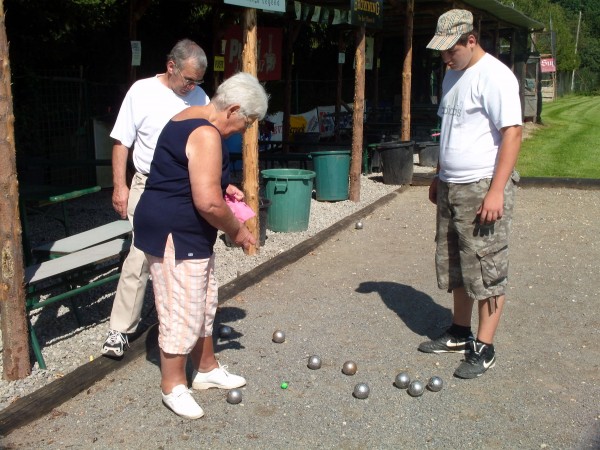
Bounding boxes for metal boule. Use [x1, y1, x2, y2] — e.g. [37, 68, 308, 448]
[394, 372, 411, 389]
[342, 360, 357, 376]
[219, 325, 233, 339]
[272, 330, 285, 343]
[307, 355, 322, 370]
[355, 221, 364, 230]
[427, 376, 444, 392]
[407, 380, 425, 397]
[226, 388, 243, 404]
[353, 382, 370, 399]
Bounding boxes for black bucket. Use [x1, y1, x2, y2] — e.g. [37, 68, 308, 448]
[417, 141, 439, 167]
[365, 133, 395, 172]
[258, 197, 271, 245]
[376, 140, 415, 185]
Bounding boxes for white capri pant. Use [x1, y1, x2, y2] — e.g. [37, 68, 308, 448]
[146, 234, 218, 355]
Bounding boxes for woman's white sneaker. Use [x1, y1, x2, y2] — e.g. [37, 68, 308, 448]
[162, 384, 204, 419]
[192, 364, 246, 390]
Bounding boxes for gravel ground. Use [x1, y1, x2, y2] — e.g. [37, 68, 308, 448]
[1, 181, 598, 449]
[0, 167, 428, 410]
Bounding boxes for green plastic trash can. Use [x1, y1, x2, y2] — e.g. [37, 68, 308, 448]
[309, 150, 350, 201]
[261, 169, 316, 232]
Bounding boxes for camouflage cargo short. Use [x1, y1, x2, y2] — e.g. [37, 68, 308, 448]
[435, 171, 520, 301]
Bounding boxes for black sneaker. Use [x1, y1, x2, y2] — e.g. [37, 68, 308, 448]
[454, 341, 496, 379]
[418, 331, 474, 353]
[101, 330, 129, 358]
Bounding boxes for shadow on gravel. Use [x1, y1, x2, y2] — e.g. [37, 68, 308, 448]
[144, 325, 160, 366]
[213, 306, 248, 353]
[367, 174, 385, 184]
[29, 282, 159, 369]
[356, 281, 451, 338]
[142, 305, 248, 374]
[29, 285, 115, 347]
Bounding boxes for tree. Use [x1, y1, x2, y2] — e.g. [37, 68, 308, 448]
[513, 0, 578, 70]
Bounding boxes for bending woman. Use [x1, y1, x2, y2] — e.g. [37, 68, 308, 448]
[133, 72, 269, 419]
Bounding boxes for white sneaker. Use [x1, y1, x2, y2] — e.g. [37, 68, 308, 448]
[101, 330, 129, 358]
[192, 364, 246, 390]
[162, 384, 204, 419]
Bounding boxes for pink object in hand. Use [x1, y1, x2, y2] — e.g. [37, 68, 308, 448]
[225, 194, 256, 223]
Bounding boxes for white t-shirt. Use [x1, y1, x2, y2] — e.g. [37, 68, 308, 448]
[438, 53, 522, 183]
[110, 75, 210, 174]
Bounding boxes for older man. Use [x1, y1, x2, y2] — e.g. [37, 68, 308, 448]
[102, 39, 211, 358]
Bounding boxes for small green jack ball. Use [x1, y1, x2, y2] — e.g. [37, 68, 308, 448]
[280, 382, 288, 389]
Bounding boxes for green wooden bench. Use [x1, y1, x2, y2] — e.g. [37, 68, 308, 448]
[32, 219, 132, 260]
[25, 238, 131, 369]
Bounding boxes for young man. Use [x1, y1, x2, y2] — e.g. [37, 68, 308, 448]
[419, 9, 522, 379]
[103, 39, 211, 357]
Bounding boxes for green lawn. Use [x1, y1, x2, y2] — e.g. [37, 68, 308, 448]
[516, 95, 600, 178]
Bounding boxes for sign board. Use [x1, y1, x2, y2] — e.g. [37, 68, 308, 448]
[224, 0, 285, 13]
[350, 0, 383, 29]
[353, 36, 374, 70]
[540, 57, 556, 73]
[131, 41, 141, 66]
[224, 26, 282, 81]
[264, 105, 352, 141]
[214, 56, 225, 72]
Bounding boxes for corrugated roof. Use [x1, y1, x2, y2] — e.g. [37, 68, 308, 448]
[461, 0, 545, 31]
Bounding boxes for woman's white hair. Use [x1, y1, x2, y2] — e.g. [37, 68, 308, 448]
[212, 72, 269, 120]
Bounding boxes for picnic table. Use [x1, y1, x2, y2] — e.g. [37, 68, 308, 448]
[19, 184, 101, 265]
[16, 183, 135, 369]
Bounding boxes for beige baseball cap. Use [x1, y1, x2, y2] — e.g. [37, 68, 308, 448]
[426, 9, 473, 51]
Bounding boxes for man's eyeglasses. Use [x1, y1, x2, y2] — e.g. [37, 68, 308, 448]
[174, 64, 204, 86]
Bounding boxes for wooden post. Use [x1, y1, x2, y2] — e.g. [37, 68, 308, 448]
[349, 25, 366, 203]
[0, 0, 31, 380]
[241, 8, 260, 255]
[401, 0, 414, 141]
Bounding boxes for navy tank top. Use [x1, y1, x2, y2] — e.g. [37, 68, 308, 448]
[133, 118, 230, 259]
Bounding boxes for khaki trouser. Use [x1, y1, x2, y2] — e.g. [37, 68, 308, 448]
[109, 172, 149, 333]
